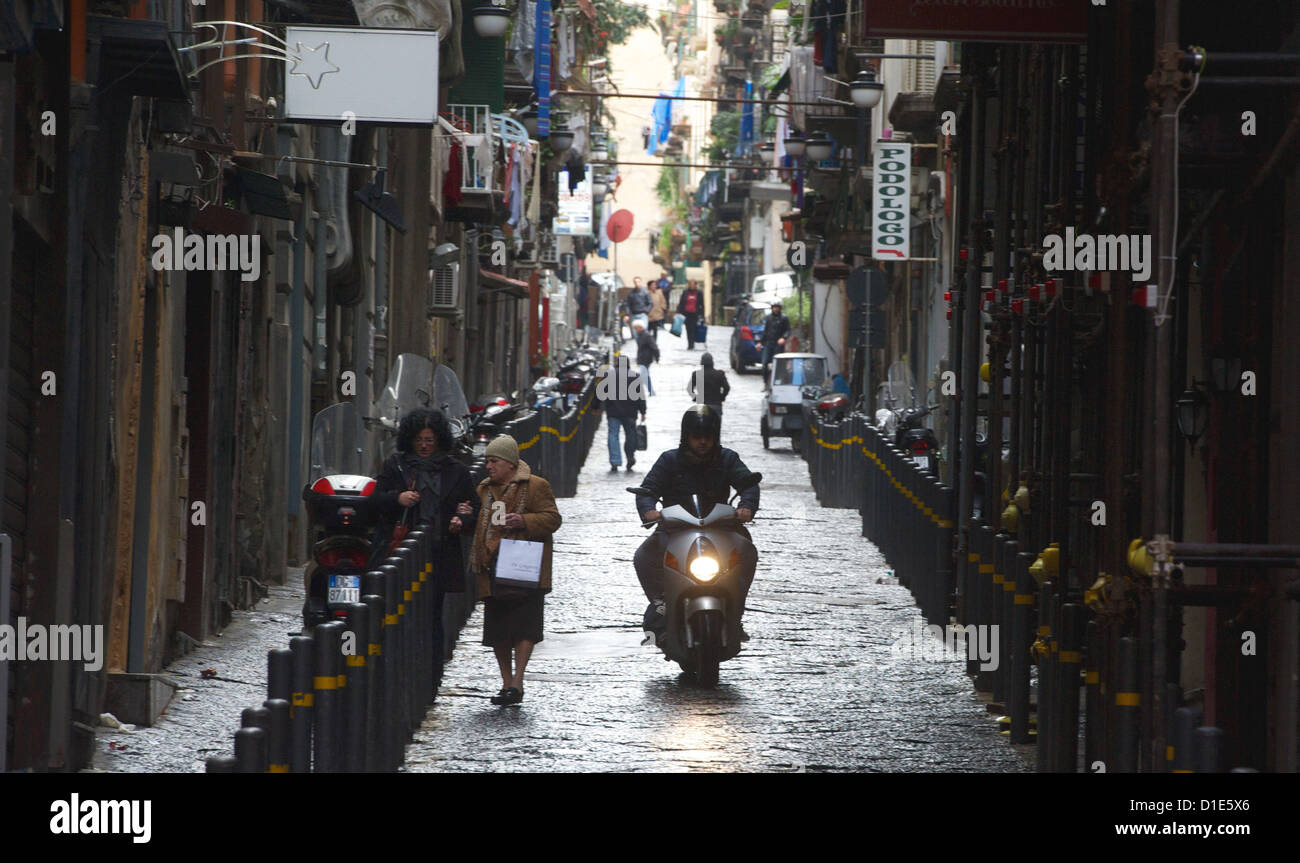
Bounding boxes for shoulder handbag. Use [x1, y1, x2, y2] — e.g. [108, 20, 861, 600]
[385, 469, 415, 556]
[635, 422, 648, 451]
[484, 485, 539, 601]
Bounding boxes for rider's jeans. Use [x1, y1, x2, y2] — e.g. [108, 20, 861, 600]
[634, 527, 757, 602]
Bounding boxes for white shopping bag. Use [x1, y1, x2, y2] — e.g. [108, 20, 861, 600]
[495, 538, 545, 588]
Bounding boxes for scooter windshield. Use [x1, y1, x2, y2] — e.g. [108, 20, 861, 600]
[310, 401, 367, 479]
[433, 364, 470, 420]
[773, 357, 826, 387]
[375, 353, 437, 429]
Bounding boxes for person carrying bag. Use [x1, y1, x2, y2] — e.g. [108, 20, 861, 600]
[468, 435, 561, 706]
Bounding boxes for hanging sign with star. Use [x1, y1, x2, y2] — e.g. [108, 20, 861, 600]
[284, 26, 440, 125]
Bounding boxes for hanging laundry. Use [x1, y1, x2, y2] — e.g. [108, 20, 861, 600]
[443, 140, 463, 208]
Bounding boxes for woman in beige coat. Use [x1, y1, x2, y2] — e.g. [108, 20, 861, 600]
[647, 280, 668, 341]
[466, 434, 562, 705]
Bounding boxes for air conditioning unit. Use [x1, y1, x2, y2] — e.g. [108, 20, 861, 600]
[428, 262, 460, 316]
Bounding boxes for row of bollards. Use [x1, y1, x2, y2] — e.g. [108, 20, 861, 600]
[804, 407, 1258, 772]
[529, 374, 603, 499]
[207, 526, 443, 773]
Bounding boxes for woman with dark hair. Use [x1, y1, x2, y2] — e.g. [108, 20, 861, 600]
[370, 408, 479, 593]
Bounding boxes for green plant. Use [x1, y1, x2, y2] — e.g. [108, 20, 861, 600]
[783, 287, 812, 330]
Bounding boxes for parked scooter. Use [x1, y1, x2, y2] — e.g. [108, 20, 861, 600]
[301, 401, 380, 630]
[625, 472, 762, 687]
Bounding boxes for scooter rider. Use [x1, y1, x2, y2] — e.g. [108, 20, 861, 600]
[633, 405, 759, 634]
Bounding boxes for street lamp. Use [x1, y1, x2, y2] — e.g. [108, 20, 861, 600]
[850, 69, 884, 109]
[783, 130, 806, 158]
[1175, 383, 1210, 444]
[549, 127, 574, 152]
[591, 177, 609, 199]
[805, 131, 833, 162]
[471, 4, 511, 38]
[519, 106, 539, 138]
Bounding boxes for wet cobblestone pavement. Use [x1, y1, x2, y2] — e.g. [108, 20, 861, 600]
[89, 579, 306, 773]
[408, 331, 1031, 773]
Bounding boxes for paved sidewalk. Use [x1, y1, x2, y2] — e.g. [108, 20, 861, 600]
[88, 571, 306, 773]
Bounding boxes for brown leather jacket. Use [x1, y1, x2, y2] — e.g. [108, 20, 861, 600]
[469, 459, 562, 598]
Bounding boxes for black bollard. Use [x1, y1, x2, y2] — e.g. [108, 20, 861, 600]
[1194, 726, 1224, 774]
[206, 755, 238, 773]
[312, 621, 344, 773]
[1171, 705, 1202, 772]
[1084, 620, 1102, 771]
[264, 698, 291, 772]
[1164, 683, 1181, 773]
[1115, 636, 1140, 773]
[1036, 580, 1056, 773]
[288, 634, 314, 773]
[1009, 552, 1035, 744]
[380, 563, 405, 769]
[241, 705, 271, 735]
[234, 726, 268, 774]
[1058, 604, 1084, 773]
[268, 647, 293, 703]
[343, 602, 369, 773]
[362, 591, 385, 772]
[975, 525, 997, 692]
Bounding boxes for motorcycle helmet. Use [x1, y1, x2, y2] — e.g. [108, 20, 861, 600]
[680, 404, 722, 448]
[701, 352, 715, 369]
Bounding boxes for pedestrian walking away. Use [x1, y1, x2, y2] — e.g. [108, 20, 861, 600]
[369, 408, 479, 583]
[599, 355, 647, 471]
[687, 352, 730, 422]
[633, 406, 759, 637]
[647, 276, 668, 341]
[633, 320, 660, 396]
[761, 300, 791, 389]
[468, 435, 562, 706]
[678, 280, 705, 350]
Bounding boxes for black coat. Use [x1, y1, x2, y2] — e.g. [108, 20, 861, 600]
[687, 367, 730, 405]
[636, 447, 760, 522]
[599, 365, 647, 419]
[764, 311, 791, 345]
[635, 330, 660, 367]
[371, 452, 480, 591]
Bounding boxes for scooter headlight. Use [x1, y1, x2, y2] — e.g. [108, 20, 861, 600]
[689, 556, 720, 582]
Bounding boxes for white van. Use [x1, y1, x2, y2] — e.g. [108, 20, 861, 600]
[749, 272, 796, 303]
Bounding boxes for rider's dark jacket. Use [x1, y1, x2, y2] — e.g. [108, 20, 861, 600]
[636, 446, 760, 524]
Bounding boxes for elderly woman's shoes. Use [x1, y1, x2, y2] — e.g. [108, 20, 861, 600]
[490, 686, 524, 706]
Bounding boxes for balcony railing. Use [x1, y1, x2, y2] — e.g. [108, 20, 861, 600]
[445, 103, 496, 196]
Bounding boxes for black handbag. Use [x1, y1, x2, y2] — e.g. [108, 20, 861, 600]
[635, 423, 648, 451]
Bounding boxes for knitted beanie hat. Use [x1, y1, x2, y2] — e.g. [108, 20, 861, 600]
[485, 434, 519, 466]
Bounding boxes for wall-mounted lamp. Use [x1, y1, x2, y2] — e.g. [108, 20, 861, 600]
[1175, 382, 1210, 444]
[354, 168, 406, 233]
[519, 106, 539, 138]
[805, 131, 834, 162]
[850, 68, 884, 109]
[783, 131, 806, 158]
[428, 242, 459, 268]
[549, 127, 575, 152]
[471, 4, 511, 39]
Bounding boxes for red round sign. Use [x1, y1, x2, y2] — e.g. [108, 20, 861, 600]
[606, 209, 634, 244]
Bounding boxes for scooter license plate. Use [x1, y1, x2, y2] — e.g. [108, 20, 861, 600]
[911, 455, 931, 471]
[328, 574, 361, 604]
[772, 405, 788, 415]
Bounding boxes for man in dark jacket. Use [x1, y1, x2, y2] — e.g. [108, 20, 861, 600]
[627, 277, 652, 326]
[599, 355, 647, 472]
[633, 320, 660, 396]
[687, 352, 730, 420]
[761, 300, 791, 389]
[633, 406, 759, 631]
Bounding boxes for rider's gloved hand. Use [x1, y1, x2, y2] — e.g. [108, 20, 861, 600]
[643, 510, 662, 523]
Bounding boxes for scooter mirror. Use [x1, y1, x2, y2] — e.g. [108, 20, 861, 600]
[625, 486, 652, 495]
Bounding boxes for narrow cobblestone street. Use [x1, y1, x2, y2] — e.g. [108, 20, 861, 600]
[408, 329, 1030, 772]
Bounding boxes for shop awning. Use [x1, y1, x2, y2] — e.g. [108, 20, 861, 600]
[479, 269, 530, 299]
